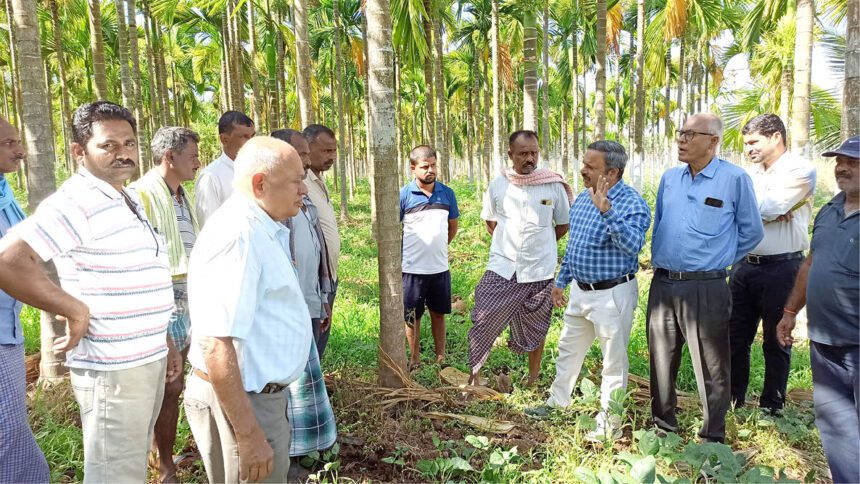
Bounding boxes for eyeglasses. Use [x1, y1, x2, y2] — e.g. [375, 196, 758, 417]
[676, 130, 715, 143]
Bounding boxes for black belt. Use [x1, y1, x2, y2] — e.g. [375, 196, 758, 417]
[577, 273, 635, 291]
[655, 268, 727, 281]
[744, 251, 804, 265]
[193, 368, 287, 394]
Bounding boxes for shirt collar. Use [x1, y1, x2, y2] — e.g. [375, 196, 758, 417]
[77, 166, 125, 200]
[408, 179, 437, 195]
[306, 169, 322, 183]
[238, 194, 287, 239]
[219, 152, 235, 168]
[685, 156, 721, 179]
[607, 179, 625, 200]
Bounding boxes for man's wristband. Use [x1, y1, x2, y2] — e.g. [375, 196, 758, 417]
[783, 308, 798, 316]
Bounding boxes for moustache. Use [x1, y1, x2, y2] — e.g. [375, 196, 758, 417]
[111, 158, 136, 168]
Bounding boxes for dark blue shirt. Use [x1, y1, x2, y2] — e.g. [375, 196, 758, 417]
[807, 192, 860, 346]
[0, 210, 23, 345]
[651, 157, 764, 271]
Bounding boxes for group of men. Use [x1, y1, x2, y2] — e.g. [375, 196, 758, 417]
[0, 102, 346, 483]
[402, 114, 857, 483]
[0, 99, 855, 484]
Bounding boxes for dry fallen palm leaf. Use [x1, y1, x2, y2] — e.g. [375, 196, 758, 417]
[424, 411, 518, 434]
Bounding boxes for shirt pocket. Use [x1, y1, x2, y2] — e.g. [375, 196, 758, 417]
[527, 203, 554, 227]
[840, 235, 860, 274]
[692, 204, 726, 236]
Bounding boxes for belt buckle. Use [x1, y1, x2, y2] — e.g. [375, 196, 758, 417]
[587, 282, 597, 291]
[747, 254, 761, 264]
[669, 271, 684, 281]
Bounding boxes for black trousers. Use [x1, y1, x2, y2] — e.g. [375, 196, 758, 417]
[647, 273, 732, 442]
[729, 257, 802, 410]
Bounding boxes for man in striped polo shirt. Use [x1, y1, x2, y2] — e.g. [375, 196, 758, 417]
[0, 101, 182, 483]
[131, 126, 201, 483]
[400, 145, 459, 370]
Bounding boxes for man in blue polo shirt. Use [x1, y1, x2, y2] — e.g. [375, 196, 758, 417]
[777, 136, 859, 484]
[649, 113, 764, 443]
[400, 145, 459, 370]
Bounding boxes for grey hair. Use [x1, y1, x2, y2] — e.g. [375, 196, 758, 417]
[151, 126, 200, 165]
[691, 112, 724, 141]
[587, 140, 628, 172]
[233, 137, 288, 188]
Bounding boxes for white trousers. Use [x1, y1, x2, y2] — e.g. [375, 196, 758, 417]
[547, 278, 638, 412]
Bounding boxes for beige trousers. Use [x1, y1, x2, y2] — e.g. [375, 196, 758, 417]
[71, 358, 167, 484]
[184, 372, 291, 484]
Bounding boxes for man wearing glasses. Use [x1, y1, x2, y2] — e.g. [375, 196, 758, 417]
[648, 113, 763, 443]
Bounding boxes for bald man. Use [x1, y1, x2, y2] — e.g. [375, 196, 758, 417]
[184, 137, 313, 483]
[0, 117, 49, 483]
[648, 113, 764, 443]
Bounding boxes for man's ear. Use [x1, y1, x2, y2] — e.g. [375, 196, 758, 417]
[164, 149, 174, 166]
[251, 172, 266, 197]
[71, 142, 85, 162]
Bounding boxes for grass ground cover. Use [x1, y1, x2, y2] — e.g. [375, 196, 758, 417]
[22, 176, 832, 482]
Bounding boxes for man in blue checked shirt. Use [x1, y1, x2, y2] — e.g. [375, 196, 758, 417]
[649, 113, 763, 444]
[525, 141, 651, 443]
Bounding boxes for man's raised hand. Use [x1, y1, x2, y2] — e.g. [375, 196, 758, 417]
[588, 175, 612, 214]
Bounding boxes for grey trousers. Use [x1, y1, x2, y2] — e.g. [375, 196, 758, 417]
[184, 372, 291, 484]
[646, 273, 732, 442]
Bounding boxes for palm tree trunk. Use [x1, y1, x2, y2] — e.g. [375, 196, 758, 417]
[365, 0, 407, 387]
[153, 14, 171, 124]
[12, 0, 64, 382]
[570, 32, 579, 162]
[433, 20, 447, 180]
[334, 0, 349, 218]
[561, 102, 569, 177]
[522, 9, 538, 131]
[789, 0, 814, 154]
[232, 0, 245, 112]
[675, 37, 685, 128]
[142, 1, 161, 127]
[490, 0, 502, 174]
[393, 50, 402, 181]
[482, 59, 492, 181]
[247, 0, 263, 124]
[845, 0, 860, 138]
[581, 73, 587, 157]
[541, 3, 549, 156]
[664, 45, 672, 166]
[115, 0, 133, 108]
[295, 0, 314, 126]
[88, 0, 108, 100]
[48, 0, 73, 172]
[277, 12, 288, 127]
[633, 0, 645, 191]
[4, 0, 22, 130]
[127, 0, 149, 173]
[422, 0, 436, 144]
[467, 85, 474, 183]
[595, 0, 607, 138]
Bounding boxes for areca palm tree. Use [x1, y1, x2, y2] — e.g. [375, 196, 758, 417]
[88, 0, 109, 99]
[789, 0, 814, 154]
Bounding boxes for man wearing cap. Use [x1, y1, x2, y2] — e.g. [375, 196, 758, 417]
[777, 136, 859, 484]
[729, 114, 816, 415]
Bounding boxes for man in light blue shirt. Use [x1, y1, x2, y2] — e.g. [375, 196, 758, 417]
[0, 116, 49, 483]
[648, 113, 763, 443]
[185, 137, 312, 483]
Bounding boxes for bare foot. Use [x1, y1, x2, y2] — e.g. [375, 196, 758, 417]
[408, 361, 420, 372]
[158, 466, 178, 484]
[523, 376, 539, 388]
[435, 355, 445, 366]
[468, 373, 483, 386]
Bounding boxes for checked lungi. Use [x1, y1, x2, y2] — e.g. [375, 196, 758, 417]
[286, 339, 337, 456]
[468, 271, 554, 372]
[0, 344, 49, 483]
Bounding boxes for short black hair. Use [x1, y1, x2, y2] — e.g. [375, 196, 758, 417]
[741, 114, 786, 145]
[303, 124, 336, 144]
[409, 145, 437, 166]
[218, 111, 254, 135]
[509, 130, 538, 147]
[72, 101, 137, 146]
[271, 129, 305, 147]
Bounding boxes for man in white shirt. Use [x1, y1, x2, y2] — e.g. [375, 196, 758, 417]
[184, 136, 312, 483]
[194, 111, 255, 228]
[730, 114, 816, 414]
[302, 124, 340, 357]
[468, 130, 571, 387]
